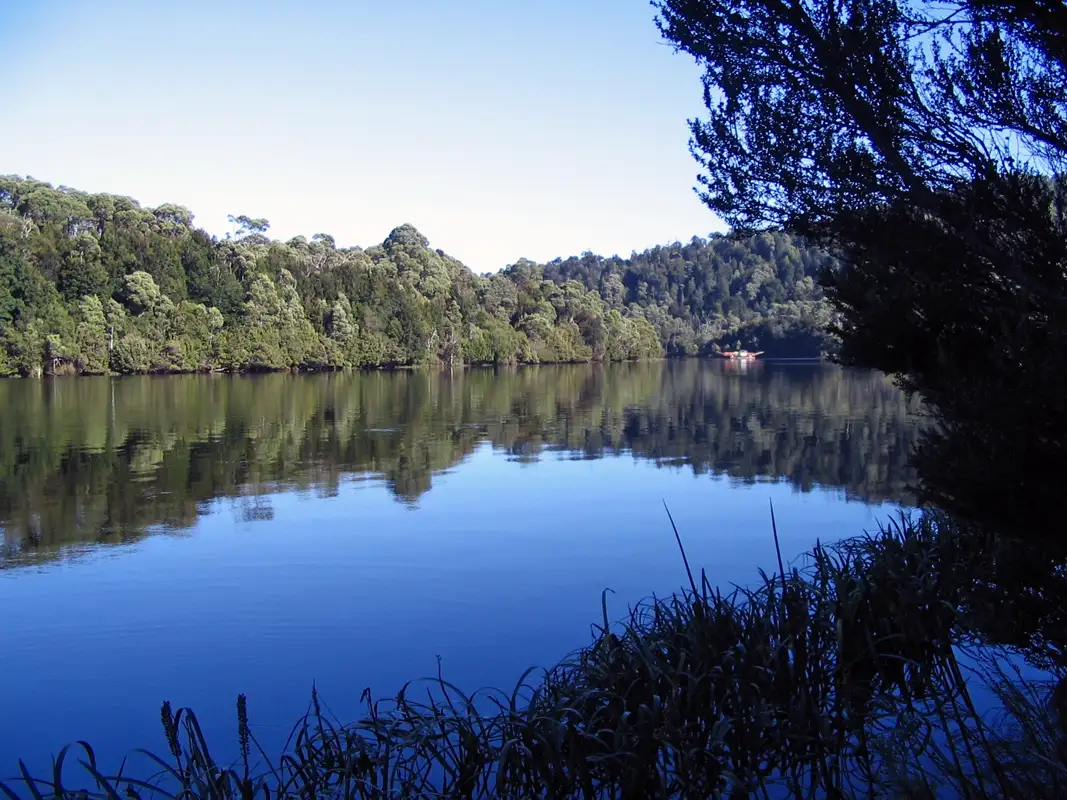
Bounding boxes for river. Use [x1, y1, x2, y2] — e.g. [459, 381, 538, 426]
[0, 360, 921, 775]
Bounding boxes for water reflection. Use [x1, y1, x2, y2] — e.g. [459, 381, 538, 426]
[0, 361, 921, 567]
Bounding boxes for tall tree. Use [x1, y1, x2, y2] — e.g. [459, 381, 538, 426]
[655, 0, 1067, 542]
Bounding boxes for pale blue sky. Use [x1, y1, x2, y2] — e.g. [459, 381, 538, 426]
[1, 0, 720, 271]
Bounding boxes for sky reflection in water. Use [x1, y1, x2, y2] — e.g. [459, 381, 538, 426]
[0, 362, 919, 773]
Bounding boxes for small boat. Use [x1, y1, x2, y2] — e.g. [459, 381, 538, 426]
[720, 350, 764, 360]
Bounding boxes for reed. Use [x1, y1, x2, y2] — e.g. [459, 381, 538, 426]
[5, 512, 1065, 798]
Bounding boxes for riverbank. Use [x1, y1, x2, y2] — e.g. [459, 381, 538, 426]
[6, 512, 1062, 798]
[0, 353, 830, 380]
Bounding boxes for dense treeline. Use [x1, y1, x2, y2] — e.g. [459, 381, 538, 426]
[0, 362, 919, 567]
[0, 176, 834, 376]
[538, 230, 837, 357]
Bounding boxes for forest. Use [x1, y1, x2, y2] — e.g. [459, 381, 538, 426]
[0, 175, 835, 376]
[539, 232, 837, 357]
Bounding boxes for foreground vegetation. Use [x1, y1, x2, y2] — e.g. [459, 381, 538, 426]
[0, 176, 835, 377]
[5, 512, 1064, 798]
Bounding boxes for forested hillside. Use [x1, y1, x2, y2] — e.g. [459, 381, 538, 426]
[539, 231, 837, 357]
[0, 175, 834, 376]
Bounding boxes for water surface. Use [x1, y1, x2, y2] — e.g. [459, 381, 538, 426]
[0, 361, 920, 774]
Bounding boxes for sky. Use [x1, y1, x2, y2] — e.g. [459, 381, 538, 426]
[0, 0, 722, 272]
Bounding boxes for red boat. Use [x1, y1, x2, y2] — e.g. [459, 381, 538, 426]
[720, 349, 764, 360]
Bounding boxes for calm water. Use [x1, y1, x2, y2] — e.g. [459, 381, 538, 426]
[0, 360, 921, 775]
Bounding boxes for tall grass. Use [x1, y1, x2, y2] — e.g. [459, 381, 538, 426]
[4, 512, 1065, 798]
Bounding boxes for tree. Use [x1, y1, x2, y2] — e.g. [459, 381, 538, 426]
[0, 236, 24, 330]
[654, 0, 1067, 232]
[152, 203, 194, 235]
[165, 300, 222, 371]
[181, 229, 244, 320]
[655, 0, 1067, 542]
[122, 270, 162, 314]
[104, 299, 126, 360]
[74, 295, 110, 373]
[56, 234, 108, 301]
[242, 273, 288, 369]
[228, 214, 270, 239]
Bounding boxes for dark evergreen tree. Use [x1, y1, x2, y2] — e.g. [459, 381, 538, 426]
[654, 0, 1067, 543]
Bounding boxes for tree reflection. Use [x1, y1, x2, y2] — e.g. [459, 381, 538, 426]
[0, 361, 921, 566]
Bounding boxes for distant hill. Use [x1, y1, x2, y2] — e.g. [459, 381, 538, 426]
[536, 231, 838, 358]
[0, 175, 835, 376]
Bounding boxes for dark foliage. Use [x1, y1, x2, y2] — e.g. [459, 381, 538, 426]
[654, 0, 1067, 544]
[823, 174, 1067, 541]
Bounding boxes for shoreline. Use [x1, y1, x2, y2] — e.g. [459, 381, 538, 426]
[0, 354, 829, 379]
